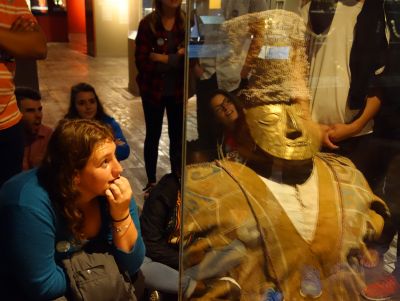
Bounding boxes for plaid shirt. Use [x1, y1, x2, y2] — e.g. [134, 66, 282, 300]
[135, 12, 185, 106]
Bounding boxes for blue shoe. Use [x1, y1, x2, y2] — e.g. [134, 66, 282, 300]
[263, 288, 283, 301]
[300, 266, 322, 298]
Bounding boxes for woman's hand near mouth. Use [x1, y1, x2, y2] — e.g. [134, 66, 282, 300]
[106, 176, 138, 251]
[105, 176, 132, 221]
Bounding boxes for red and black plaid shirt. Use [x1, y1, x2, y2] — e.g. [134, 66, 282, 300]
[135, 12, 185, 106]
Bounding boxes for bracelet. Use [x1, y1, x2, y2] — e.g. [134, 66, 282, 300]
[112, 219, 132, 234]
[111, 212, 130, 223]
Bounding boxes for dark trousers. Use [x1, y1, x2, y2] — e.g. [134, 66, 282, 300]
[142, 96, 183, 183]
[196, 73, 219, 148]
[365, 137, 400, 278]
[0, 121, 24, 188]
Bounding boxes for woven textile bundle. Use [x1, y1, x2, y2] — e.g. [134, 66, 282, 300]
[222, 9, 310, 106]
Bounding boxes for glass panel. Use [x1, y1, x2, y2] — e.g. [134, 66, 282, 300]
[30, 0, 67, 14]
[52, 0, 67, 12]
[142, 0, 153, 17]
[30, 0, 48, 14]
[182, 0, 399, 300]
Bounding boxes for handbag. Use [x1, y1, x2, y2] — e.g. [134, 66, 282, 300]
[61, 240, 137, 301]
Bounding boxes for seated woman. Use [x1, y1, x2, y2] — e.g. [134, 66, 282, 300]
[209, 89, 246, 162]
[0, 119, 145, 300]
[65, 82, 130, 161]
[140, 172, 199, 300]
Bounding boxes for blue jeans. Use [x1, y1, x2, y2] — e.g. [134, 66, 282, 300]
[140, 257, 197, 297]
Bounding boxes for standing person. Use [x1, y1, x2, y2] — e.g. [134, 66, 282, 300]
[65, 82, 130, 161]
[135, 0, 185, 197]
[0, 119, 145, 300]
[360, 0, 400, 299]
[0, 0, 47, 186]
[301, 0, 386, 181]
[209, 89, 246, 162]
[15, 87, 53, 170]
[182, 10, 389, 300]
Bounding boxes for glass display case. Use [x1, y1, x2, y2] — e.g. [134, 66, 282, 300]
[180, 0, 400, 300]
[142, 0, 153, 17]
[30, 0, 66, 15]
[30, 0, 68, 42]
[30, 0, 48, 14]
[141, 0, 188, 17]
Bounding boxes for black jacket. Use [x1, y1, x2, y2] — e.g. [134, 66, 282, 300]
[348, 0, 387, 109]
[139, 174, 180, 270]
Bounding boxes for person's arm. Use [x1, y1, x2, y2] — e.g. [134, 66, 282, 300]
[319, 123, 339, 149]
[109, 118, 130, 161]
[0, 204, 67, 299]
[0, 16, 47, 59]
[150, 47, 184, 70]
[150, 25, 185, 72]
[135, 15, 185, 75]
[111, 199, 146, 275]
[328, 92, 381, 143]
[240, 29, 263, 80]
[106, 177, 145, 274]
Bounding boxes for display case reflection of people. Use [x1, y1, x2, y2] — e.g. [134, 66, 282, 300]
[209, 89, 245, 162]
[360, 0, 400, 300]
[192, 0, 267, 148]
[182, 10, 389, 301]
[300, 0, 385, 182]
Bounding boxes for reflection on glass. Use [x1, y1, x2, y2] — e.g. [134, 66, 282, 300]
[182, 1, 393, 300]
[53, 0, 67, 11]
[30, 0, 66, 13]
[30, 0, 48, 13]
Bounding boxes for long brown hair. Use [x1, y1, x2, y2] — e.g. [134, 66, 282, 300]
[64, 82, 110, 121]
[38, 119, 114, 241]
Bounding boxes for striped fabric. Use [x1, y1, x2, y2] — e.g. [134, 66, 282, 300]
[0, 0, 33, 130]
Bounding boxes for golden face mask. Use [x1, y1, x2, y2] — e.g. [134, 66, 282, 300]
[244, 102, 321, 160]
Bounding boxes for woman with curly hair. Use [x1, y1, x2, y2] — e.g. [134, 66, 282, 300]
[65, 82, 130, 161]
[135, 0, 185, 195]
[0, 119, 145, 300]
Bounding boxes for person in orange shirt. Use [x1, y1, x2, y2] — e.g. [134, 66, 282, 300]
[15, 87, 52, 170]
[0, 0, 47, 186]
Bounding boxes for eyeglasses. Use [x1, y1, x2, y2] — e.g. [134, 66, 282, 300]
[213, 97, 232, 114]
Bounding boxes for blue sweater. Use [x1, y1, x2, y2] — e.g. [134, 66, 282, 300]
[102, 116, 130, 161]
[0, 169, 145, 300]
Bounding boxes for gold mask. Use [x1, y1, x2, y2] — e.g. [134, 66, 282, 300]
[244, 102, 321, 160]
